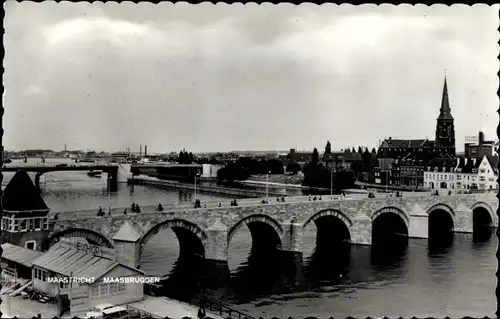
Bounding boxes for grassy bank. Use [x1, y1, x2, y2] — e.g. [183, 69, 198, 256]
[247, 173, 304, 185]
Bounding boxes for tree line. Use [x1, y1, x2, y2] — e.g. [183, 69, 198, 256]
[217, 157, 284, 181]
[178, 150, 195, 164]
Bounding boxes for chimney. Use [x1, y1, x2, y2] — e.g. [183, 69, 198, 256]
[140, 144, 142, 158]
[479, 131, 485, 145]
[145, 145, 148, 156]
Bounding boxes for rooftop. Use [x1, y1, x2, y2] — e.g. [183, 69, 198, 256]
[2, 170, 49, 212]
[32, 244, 118, 278]
[1, 243, 45, 268]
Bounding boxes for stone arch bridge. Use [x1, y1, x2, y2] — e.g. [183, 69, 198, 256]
[43, 193, 497, 269]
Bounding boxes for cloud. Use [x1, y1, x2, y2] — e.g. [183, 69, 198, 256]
[41, 17, 157, 49]
[22, 85, 46, 96]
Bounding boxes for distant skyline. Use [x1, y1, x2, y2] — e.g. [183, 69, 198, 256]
[4, 3, 499, 153]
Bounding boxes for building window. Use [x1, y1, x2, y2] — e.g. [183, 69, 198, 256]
[109, 283, 118, 295]
[91, 286, 99, 299]
[118, 283, 126, 293]
[25, 241, 36, 251]
[34, 219, 41, 230]
[20, 220, 27, 231]
[43, 218, 49, 230]
[100, 284, 109, 296]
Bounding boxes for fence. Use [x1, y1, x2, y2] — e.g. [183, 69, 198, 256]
[189, 297, 256, 319]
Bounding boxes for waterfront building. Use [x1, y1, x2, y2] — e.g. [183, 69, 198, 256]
[1, 243, 44, 283]
[31, 238, 145, 316]
[322, 152, 363, 170]
[286, 148, 313, 165]
[0, 170, 51, 251]
[465, 131, 498, 159]
[423, 155, 498, 191]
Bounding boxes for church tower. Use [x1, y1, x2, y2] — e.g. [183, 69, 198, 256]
[435, 76, 456, 157]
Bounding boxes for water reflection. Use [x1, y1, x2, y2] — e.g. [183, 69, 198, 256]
[371, 235, 409, 267]
[428, 231, 454, 255]
[304, 243, 351, 288]
[472, 227, 494, 245]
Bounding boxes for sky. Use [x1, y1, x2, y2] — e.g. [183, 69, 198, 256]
[3, 3, 499, 153]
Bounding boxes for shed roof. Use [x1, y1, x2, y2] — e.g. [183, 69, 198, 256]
[1, 243, 45, 268]
[32, 245, 117, 278]
[32, 244, 144, 279]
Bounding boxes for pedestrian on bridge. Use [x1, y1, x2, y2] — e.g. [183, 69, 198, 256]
[157, 203, 164, 212]
[131, 202, 136, 213]
[54, 213, 59, 220]
[123, 209, 127, 215]
[135, 204, 141, 213]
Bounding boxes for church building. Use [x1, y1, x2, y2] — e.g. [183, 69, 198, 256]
[377, 77, 457, 188]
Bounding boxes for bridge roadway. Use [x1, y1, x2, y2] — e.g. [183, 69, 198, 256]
[2, 163, 119, 191]
[37, 191, 498, 274]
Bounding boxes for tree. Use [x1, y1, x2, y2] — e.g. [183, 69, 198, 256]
[188, 152, 194, 164]
[312, 148, 319, 166]
[372, 147, 377, 154]
[179, 151, 185, 164]
[286, 161, 301, 175]
[357, 146, 363, 154]
[325, 141, 332, 154]
[351, 147, 356, 153]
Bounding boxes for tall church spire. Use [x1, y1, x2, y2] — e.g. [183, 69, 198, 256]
[438, 76, 453, 120]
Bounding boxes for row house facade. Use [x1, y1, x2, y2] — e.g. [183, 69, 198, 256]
[423, 155, 498, 191]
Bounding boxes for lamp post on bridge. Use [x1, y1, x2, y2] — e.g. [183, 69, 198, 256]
[194, 171, 200, 202]
[266, 170, 271, 203]
[330, 166, 336, 197]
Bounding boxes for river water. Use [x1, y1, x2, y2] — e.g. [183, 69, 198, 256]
[2, 158, 497, 318]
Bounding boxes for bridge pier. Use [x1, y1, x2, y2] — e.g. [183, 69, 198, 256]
[203, 220, 230, 285]
[34, 173, 43, 192]
[349, 215, 372, 245]
[454, 203, 473, 233]
[107, 171, 118, 193]
[408, 205, 429, 239]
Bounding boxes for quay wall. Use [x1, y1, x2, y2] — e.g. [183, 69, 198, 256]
[127, 177, 285, 198]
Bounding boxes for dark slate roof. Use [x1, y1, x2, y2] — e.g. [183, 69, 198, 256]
[322, 152, 362, 162]
[2, 170, 49, 211]
[455, 157, 481, 173]
[380, 139, 428, 149]
[427, 158, 457, 171]
[485, 155, 499, 174]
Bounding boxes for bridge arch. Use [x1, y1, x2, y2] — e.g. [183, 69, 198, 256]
[426, 203, 456, 218]
[44, 228, 114, 251]
[302, 209, 353, 230]
[471, 202, 496, 225]
[427, 203, 455, 234]
[228, 214, 284, 247]
[370, 206, 410, 229]
[139, 219, 208, 258]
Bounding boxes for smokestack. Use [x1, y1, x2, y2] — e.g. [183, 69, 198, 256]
[145, 145, 148, 156]
[140, 144, 142, 158]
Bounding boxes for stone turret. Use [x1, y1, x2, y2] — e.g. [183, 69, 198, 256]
[113, 220, 142, 269]
[1, 170, 50, 251]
